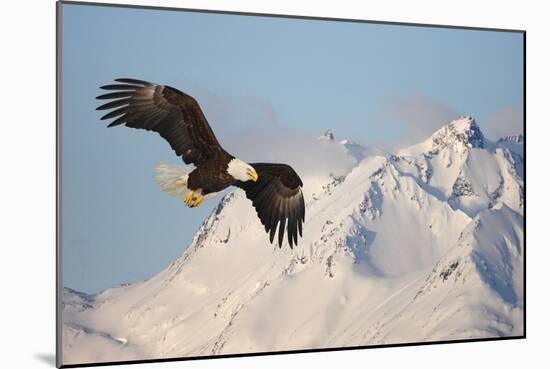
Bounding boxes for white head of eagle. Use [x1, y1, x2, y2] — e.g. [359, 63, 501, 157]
[227, 158, 258, 182]
[97, 78, 305, 249]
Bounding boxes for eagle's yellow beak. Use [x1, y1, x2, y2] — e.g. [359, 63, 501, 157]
[247, 168, 259, 182]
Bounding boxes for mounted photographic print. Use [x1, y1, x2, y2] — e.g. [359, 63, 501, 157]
[57, 1, 525, 367]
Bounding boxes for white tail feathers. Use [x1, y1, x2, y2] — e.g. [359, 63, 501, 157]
[155, 163, 193, 199]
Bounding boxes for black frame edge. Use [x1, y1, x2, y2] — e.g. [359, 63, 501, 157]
[58, 0, 526, 34]
[56, 1, 64, 367]
[522, 30, 526, 339]
[60, 335, 526, 368]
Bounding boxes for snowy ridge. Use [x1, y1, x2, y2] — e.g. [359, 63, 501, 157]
[498, 134, 524, 144]
[62, 118, 524, 365]
[317, 129, 335, 141]
[496, 134, 524, 157]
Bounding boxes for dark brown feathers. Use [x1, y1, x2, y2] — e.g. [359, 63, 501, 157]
[237, 163, 305, 248]
[96, 78, 224, 166]
[96, 78, 306, 249]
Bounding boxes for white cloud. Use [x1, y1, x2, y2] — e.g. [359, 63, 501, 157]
[185, 83, 358, 179]
[375, 94, 460, 149]
[483, 104, 524, 140]
[185, 82, 282, 137]
[222, 127, 358, 179]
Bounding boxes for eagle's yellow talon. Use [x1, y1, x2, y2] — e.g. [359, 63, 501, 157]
[193, 195, 204, 207]
[184, 191, 194, 206]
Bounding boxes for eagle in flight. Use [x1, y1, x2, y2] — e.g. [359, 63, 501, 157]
[96, 78, 305, 248]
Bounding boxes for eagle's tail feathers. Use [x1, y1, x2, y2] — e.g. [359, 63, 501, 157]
[155, 163, 194, 199]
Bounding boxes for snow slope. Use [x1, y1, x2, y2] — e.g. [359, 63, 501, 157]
[62, 117, 524, 365]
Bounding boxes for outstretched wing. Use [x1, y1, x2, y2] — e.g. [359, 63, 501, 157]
[96, 78, 223, 166]
[237, 163, 305, 248]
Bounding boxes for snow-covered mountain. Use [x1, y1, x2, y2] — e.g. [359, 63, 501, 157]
[496, 134, 524, 157]
[317, 129, 335, 141]
[62, 117, 524, 365]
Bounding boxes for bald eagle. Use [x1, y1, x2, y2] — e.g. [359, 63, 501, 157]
[96, 78, 305, 248]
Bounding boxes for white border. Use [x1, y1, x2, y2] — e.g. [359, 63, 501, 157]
[1, 1, 547, 368]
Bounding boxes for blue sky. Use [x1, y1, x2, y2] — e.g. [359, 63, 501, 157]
[61, 3, 523, 293]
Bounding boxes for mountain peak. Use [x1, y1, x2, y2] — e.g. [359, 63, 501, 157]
[430, 116, 485, 150]
[318, 129, 335, 141]
[497, 134, 524, 144]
